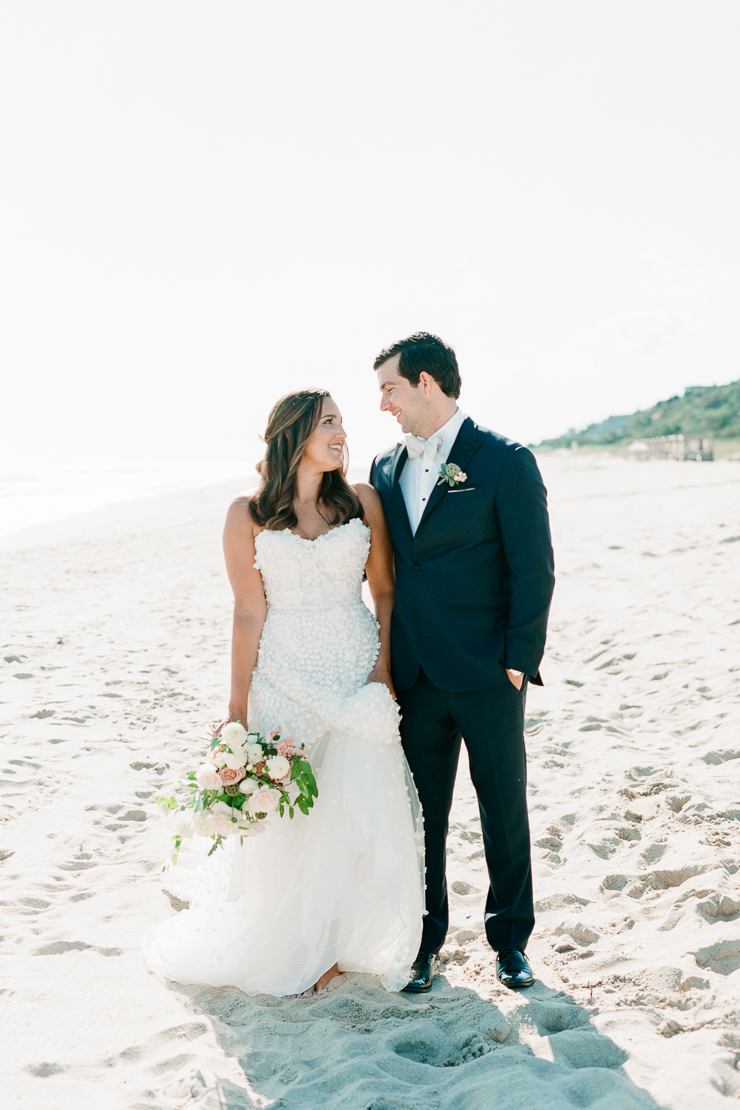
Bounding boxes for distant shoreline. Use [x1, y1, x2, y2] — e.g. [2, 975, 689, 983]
[0, 463, 376, 551]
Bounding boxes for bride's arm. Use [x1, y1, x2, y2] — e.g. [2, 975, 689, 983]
[222, 497, 267, 724]
[354, 483, 396, 699]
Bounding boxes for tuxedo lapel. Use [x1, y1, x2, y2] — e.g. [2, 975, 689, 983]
[416, 417, 483, 534]
[387, 444, 413, 546]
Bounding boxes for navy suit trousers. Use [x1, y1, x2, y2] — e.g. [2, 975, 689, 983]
[397, 670, 534, 955]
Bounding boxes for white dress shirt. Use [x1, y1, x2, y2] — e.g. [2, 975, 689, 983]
[400, 408, 466, 534]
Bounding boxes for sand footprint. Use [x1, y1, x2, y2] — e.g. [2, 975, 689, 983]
[694, 939, 740, 976]
[547, 1028, 629, 1069]
[390, 1025, 496, 1067]
[112, 1021, 209, 1067]
[33, 939, 122, 956]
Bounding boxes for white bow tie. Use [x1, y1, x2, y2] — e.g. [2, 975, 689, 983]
[405, 432, 445, 461]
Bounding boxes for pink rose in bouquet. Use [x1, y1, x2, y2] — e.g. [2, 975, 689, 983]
[248, 787, 281, 816]
[207, 800, 236, 835]
[195, 763, 221, 790]
[219, 766, 244, 787]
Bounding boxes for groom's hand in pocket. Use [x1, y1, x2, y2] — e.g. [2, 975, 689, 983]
[506, 669, 524, 691]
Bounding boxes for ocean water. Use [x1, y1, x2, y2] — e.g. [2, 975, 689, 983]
[0, 462, 374, 539]
[0, 464, 248, 538]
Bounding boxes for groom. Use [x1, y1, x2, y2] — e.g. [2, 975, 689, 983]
[370, 333, 555, 992]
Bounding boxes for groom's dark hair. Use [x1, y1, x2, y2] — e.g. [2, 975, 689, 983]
[374, 332, 461, 399]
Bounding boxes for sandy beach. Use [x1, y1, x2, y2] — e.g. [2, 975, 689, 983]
[1, 454, 739, 1110]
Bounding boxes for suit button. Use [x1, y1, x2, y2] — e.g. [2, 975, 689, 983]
[412, 563, 421, 571]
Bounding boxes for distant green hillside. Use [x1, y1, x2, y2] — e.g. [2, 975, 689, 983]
[538, 379, 740, 448]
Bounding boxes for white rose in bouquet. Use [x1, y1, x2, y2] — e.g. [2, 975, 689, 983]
[265, 755, 291, 782]
[239, 776, 259, 795]
[217, 749, 246, 772]
[195, 763, 221, 790]
[247, 743, 264, 765]
[174, 809, 194, 838]
[211, 800, 235, 816]
[220, 722, 248, 750]
[190, 810, 211, 836]
[247, 787, 280, 816]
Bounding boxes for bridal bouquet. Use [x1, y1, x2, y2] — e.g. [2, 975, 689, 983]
[158, 722, 318, 864]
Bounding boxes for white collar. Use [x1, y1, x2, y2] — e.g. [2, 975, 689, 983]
[422, 407, 465, 455]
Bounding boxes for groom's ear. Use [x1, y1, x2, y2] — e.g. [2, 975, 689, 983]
[418, 371, 435, 395]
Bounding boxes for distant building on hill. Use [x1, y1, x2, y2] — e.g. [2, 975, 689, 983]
[632, 434, 714, 461]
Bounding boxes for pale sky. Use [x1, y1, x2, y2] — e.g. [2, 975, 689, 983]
[1, 1, 738, 476]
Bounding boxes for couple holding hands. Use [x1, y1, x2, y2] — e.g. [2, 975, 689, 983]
[144, 332, 555, 998]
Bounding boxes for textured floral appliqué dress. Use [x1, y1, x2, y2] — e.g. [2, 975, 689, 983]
[143, 518, 425, 995]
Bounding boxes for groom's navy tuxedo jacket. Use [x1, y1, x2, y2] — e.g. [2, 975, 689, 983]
[370, 417, 555, 693]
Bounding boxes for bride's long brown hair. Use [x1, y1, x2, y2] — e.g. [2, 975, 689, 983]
[249, 389, 364, 531]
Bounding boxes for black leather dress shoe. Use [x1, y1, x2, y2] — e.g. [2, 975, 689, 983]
[403, 951, 440, 993]
[496, 948, 535, 989]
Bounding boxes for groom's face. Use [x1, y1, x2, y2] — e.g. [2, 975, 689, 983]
[377, 355, 428, 435]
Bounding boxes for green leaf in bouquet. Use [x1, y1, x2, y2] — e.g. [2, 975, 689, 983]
[294, 768, 318, 804]
[299, 760, 318, 796]
[156, 795, 178, 811]
[166, 833, 184, 869]
[296, 796, 309, 815]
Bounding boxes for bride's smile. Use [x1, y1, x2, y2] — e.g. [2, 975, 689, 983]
[301, 397, 347, 473]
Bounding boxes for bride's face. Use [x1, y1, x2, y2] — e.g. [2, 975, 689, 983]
[301, 397, 347, 473]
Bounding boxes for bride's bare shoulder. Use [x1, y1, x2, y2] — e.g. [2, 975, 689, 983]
[225, 489, 259, 534]
[228, 484, 260, 510]
[353, 483, 382, 511]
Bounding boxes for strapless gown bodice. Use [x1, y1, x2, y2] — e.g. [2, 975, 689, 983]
[249, 518, 386, 746]
[254, 517, 367, 609]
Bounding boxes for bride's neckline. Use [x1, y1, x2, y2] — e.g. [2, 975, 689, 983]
[257, 517, 367, 544]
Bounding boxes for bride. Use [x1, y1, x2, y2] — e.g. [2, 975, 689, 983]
[143, 389, 425, 997]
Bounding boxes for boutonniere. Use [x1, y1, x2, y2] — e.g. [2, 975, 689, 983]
[437, 462, 468, 487]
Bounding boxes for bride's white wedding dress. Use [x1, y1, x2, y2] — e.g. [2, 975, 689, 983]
[143, 517, 425, 996]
